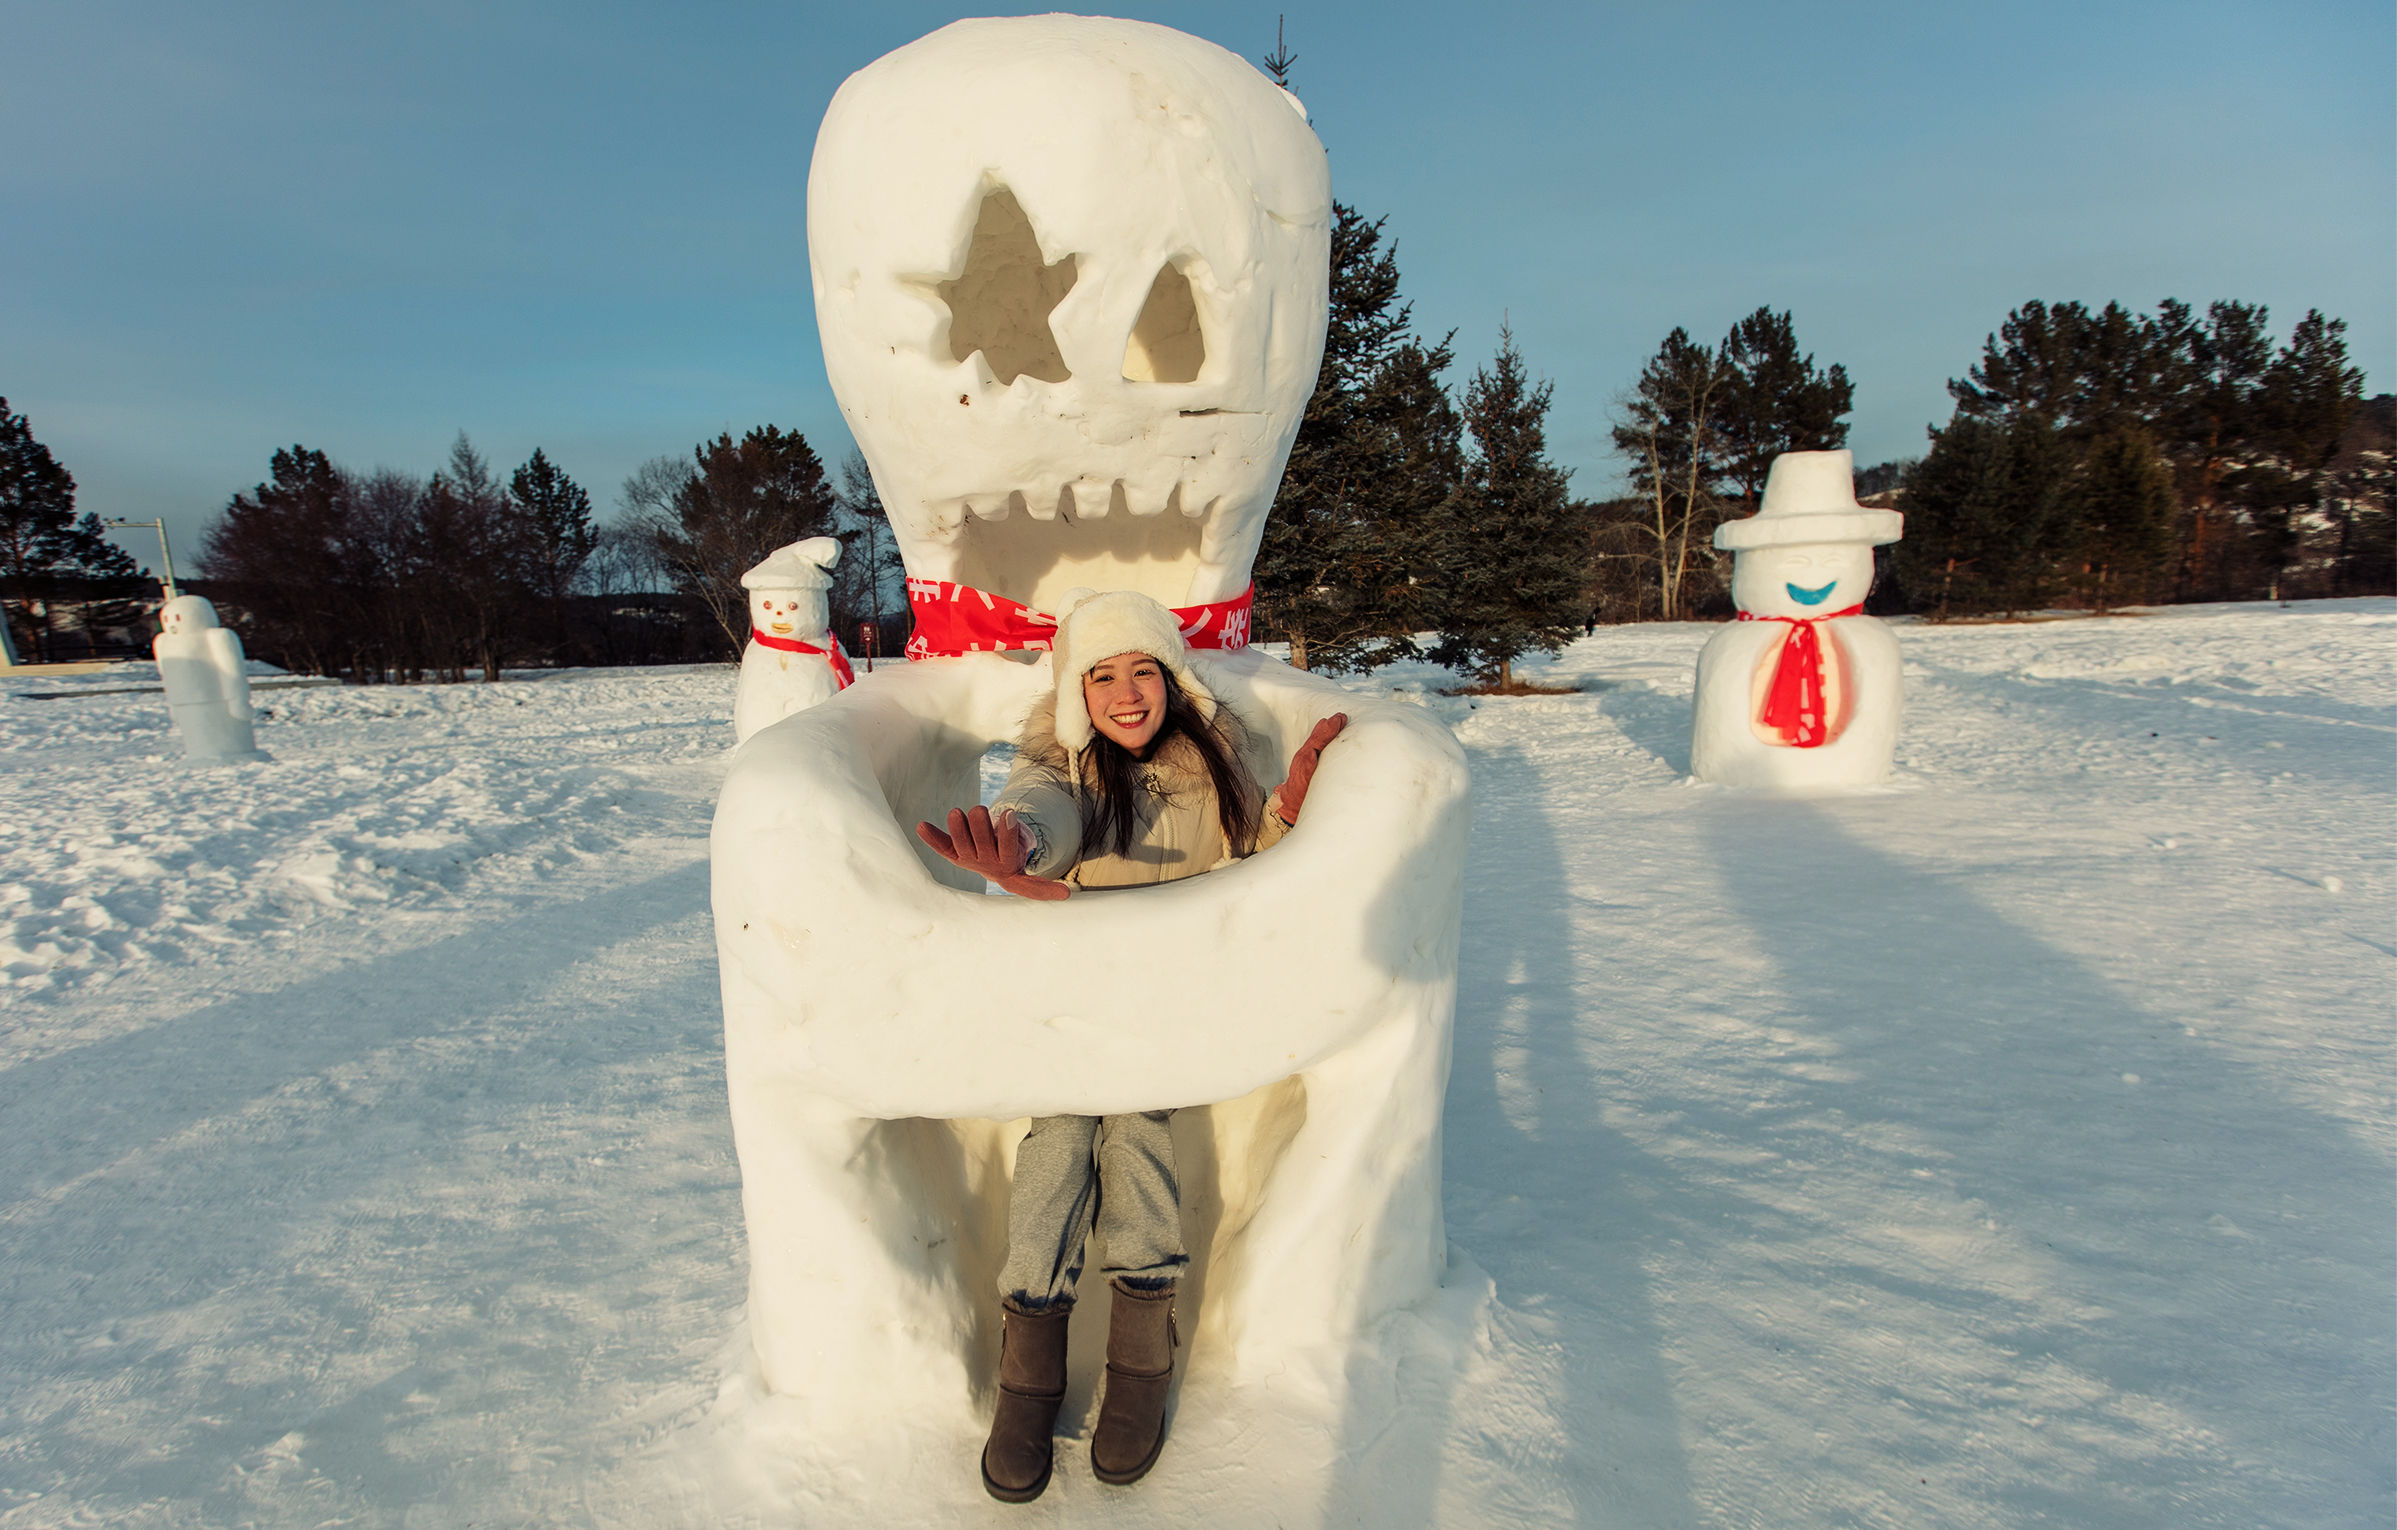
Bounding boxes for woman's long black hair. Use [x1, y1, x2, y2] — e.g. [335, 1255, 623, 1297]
[1076, 665, 1260, 860]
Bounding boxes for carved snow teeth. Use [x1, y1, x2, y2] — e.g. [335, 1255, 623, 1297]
[1066, 479, 1112, 520]
[958, 480, 1221, 525]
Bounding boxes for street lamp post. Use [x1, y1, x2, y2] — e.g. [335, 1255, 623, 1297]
[102, 519, 179, 600]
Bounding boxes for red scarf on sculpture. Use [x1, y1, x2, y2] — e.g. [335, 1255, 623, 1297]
[1737, 605, 1863, 748]
[751, 629, 855, 690]
[903, 578, 1254, 660]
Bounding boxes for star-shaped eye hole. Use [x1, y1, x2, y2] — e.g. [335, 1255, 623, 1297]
[937, 187, 1076, 385]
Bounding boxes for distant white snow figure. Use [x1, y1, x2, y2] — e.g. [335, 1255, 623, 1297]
[152, 595, 267, 762]
[732, 536, 852, 745]
[1691, 450, 1903, 789]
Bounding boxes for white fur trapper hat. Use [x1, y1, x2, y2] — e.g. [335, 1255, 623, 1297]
[740, 535, 842, 591]
[1050, 588, 1218, 753]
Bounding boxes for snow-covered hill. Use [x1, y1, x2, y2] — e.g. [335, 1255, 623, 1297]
[1, 602, 2388, 1528]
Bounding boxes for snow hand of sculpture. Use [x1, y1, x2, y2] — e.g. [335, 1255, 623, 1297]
[1691, 449, 1904, 789]
[732, 536, 852, 746]
[152, 595, 268, 763]
[708, 12, 1472, 1478]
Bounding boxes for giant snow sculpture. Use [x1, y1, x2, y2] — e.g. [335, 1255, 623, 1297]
[732, 536, 852, 746]
[152, 594, 267, 762]
[1691, 450, 1904, 789]
[710, 15, 1471, 1430]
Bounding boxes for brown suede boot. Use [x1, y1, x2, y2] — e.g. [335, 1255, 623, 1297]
[1089, 1279, 1179, 1486]
[982, 1299, 1071, 1503]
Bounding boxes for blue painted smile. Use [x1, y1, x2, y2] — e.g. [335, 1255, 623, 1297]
[1786, 580, 1839, 607]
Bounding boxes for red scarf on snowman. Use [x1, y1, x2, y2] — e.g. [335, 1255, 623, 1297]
[1737, 605, 1862, 747]
[751, 629, 855, 689]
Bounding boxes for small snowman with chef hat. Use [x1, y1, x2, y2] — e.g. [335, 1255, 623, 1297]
[1690, 450, 1903, 789]
[733, 536, 854, 746]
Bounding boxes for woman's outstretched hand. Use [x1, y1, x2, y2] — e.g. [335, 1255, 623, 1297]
[1273, 712, 1349, 826]
[915, 806, 1073, 901]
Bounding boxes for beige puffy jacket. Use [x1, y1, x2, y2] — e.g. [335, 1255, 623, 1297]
[993, 692, 1291, 890]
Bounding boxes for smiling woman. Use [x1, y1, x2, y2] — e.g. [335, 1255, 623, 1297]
[908, 587, 1347, 1498]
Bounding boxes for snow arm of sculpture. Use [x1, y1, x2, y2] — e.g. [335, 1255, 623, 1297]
[712, 652, 1469, 1120]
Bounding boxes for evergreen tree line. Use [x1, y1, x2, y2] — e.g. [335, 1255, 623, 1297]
[0, 397, 144, 661]
[1253, 207, 1585, 685]
[1895, 300, 2386, 615]
[12, 242, 2383, 681]
[1254, 240, 2389, 663]
[191, 431, 905, 681]
[1252, 209, 1876, 678]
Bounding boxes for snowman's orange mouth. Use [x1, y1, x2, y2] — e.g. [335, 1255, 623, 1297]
[769, 622, 794, 634]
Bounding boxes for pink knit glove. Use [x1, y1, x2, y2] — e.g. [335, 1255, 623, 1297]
[916, 806, 1073, 901]
[1273, 713, 1349, 826]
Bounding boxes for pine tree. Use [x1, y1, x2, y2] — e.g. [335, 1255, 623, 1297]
[653, 426, 838, 655]
[1610, 328, 1730, 620]
[1430, 325, 1583, 685]
[508, 448, 597, 662]
[1950, 299, 2168, 435]
[1715, 308, 1854, 512]
[2154, 301, 2276, 598]
[2323, 395, 2394, 596]
[1896, 415, 2072, 617]
[416, 434, 525, 681]
[2065, 428, 2176, 609]
[1255, 205, 1461, 670]
[200, 445, 359, 677]
[830, 449, 906, 655]
[0, 399, 136, 660]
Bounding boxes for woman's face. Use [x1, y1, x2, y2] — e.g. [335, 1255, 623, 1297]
[1084, 651, 1169, 754]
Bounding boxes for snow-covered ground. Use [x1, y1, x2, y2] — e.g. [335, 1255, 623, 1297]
[1, 602, 2389, 1527]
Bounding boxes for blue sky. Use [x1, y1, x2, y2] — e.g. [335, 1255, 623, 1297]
[6, 1, 2390, 569]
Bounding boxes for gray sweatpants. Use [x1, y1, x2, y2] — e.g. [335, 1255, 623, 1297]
[997, 1111, 1186, 1309]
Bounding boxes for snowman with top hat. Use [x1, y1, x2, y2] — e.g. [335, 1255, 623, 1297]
[1691, 449, 1903, 789]
[733, 535, 853, 746]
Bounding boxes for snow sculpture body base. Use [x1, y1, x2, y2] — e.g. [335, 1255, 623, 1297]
[1691, 618, 1902, 788]
[152, 595, 267, 763]
[714, 652, 1467, 1416]
[1692, 451, 1902, 790]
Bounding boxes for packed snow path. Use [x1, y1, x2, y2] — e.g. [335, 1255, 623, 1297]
[0, 604, 2388, 1527]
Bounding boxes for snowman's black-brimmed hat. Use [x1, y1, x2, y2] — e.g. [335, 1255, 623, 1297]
[1714, 450, 1903, 551]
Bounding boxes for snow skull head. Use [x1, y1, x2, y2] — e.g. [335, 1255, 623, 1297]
[807, 16, 1332, 615]
[158, 595, 221, 638]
